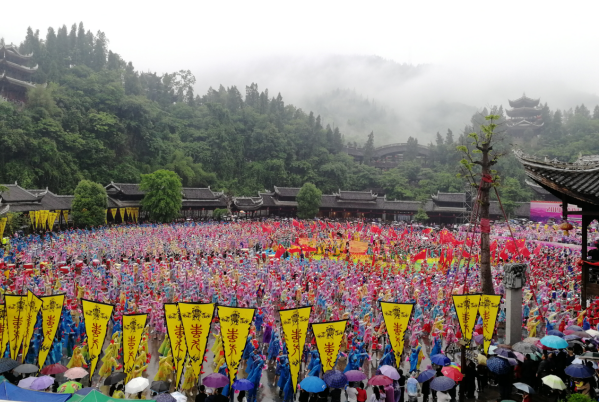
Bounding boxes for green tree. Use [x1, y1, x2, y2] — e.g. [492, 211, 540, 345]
[296, 183, 322, 219]
[212, 208, 228, 221]
[413, 207, 429, 222]
[71, 180, 107, 227]
[362, 131, 375, 165]
[139, 169, 182, 223]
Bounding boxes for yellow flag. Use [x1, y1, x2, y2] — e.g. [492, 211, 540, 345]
[21, 290, 43, 362]
[38, 294, 65, 369]
[47, 212, 57, 231]
[110, 209, 117, 219]
[105, 210, 108, 224]
[478, 295, 501, 354]
[179, 303, 214, 378]
[0, 304, 10, 357]
[82, 299, 114, 380]
[5, 295, 27, 360]
[312, 320, 347, 373]
[164, 303, 187, 388]
[35, 211, 41, 228]
[279, 306, 311, 392]
[29, 211, 35, 227]
[62, 210, 69, 224]
[0, 217, 6, 238]
[452, 294, 481, 348]
[123, 314, 148, 377]
[119, 208, 125, 222]
[133, 208, 139, 223]
[217, 306, 255, 386]
[380, 302, 414, 363]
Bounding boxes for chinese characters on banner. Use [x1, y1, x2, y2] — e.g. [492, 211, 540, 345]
[21, 290, 43, 363]
[478, 295, 501, 354]
[82, 299, 114, 380]
[380, 302, 414, 364]
[5, 295, 27, 360]
[217, 306, 255, 386]
[0, 305, 9, 357]
[123, 314, 148, 381]
[164, 304, 188, 388]
[312, 320, 347, 373]
[279, 306, 312, 392]
[179, 303, 214, 379]
[38, 294, 65, 369]
[452, 294, 481, 348]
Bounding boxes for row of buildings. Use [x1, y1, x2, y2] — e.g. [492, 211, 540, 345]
[0, 181, 531, 226]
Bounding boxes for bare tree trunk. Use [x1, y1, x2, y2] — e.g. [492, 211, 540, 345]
[479, 141, 495, 295]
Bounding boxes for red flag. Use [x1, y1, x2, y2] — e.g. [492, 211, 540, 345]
[273, 222, 280, 228]
[519, 246, 531, 258]
[274, 245, 285, 259]
[292, 219, 300, 228]
[371, 225, 382, 234]
[412, 249, 427, 261]
[445, 248, 453, 266]
[533, 244, 542, 255]
[423, 228, 433, 235]
[439, 248, 445, 266]
[328, 222, 335, 229]
[299, 222, 305, 230]
[400, 229, 408, 239]
[499, 247, 509, 261]
[388, 228, 398, 238]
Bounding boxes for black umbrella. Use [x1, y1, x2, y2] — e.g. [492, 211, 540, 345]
[150, 381, 170, 393]
[0, 359, 19, 374]
[104, 372, 127, 385]
[14, 364, 39, 374]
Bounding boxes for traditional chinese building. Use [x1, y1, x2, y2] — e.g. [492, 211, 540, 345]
[506, 94, 544, 137]
[0, 44, 39, 102]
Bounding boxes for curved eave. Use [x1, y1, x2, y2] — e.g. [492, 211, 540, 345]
[0, 204, 9, 215]
[506, 120, 544, 129]
[508, 95, 540, 108]
[0, 45, 33, 60]
[0, 59, 38, 72]
[505, 107, 542, 118]
[0, 74, 37, 89]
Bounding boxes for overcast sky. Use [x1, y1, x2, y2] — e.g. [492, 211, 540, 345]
[3, 0, 599, 138]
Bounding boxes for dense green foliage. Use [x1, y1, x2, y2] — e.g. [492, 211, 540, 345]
[71, 180, 107, 227]
[296, 183, 322, 219]
[1, 23, 598, 206]
[212, 208, 228, 221]
[139, 170, 182, 223]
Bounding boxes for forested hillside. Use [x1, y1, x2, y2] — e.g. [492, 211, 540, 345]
[1, 23, 598, 205]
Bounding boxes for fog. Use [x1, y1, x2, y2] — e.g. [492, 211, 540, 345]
[2, 0, 599, 143]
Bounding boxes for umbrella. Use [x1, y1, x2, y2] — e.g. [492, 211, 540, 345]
[430, 377, 456, 392]
[417, 369, 436, 383]
[441, 367, 463, 382]
[170, 392, 187, 402]
[540, 336, 568, 349]
[58, 381, 83, 393]
[513, 382, 535, 394]
[323, 370, 348, 388]
[345, 370, 367, 382]
[476, 354, 488, 366]
[495, 348, 516, 359]
[568, 340, 584, 347]
[299, 376, 327, 393]
[564, 364, 595, 378]
[580, 352, 599, 360]
[126, 377, 150, 393]
[564, 335, 581, 341]
[156, 394, 176, 402]
[487, 357, 512, 375]
[430, 354, 451, 366]
[41, 363, 68, 375]
[541, 375, 566, 390]
[523, 337, 540, 344]
[233, 379, 255, 391]
[513, 352, 525, 362]
[512, 342, 538, 355]
[547, 330, 564, 337]
[567, 325, 584, 331]
[75, 387, 95, 396]
[496, 344, 513, 350]
[18, 377, 37, 389]
[498, 356, 518, 366]
[104, 372, 127, 385]
[30, 375, 55, 390]
[379, 365, 400, 380]
[488, 346, 498, 355]
[203, 373, 229, 388]
[14, 364, 39, 374]
[64, 367, 89, 379]
[368, 375, 393, 386]
[586, 329, 599, 337]
[151, 381, 170, 393]
[474, 334, 484, 344]
[0, 358, 19, 374]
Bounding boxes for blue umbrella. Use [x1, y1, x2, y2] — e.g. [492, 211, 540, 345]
[417, 369, 436, 383]
[540, 336, 568, 349]
[487, 357, 512, 375]
[0, 359, 19, 374]
[547, 330, 564, 337]
[495, 348, 516, 359]
[567, 326, 584, 331]
[300, 376, 327, 393]
[75, 387, 95, 396]
[565, 364, 595, 378]
[430, 354, 451, 366]
[233, 379, 254, 391]
[430, 376, 455, 392]
[323, 370, 348, 389]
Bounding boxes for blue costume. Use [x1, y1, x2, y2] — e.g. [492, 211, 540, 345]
[409, 345, 421, 373]
[268, 333, 281, 360]
[431, 337, 442, 357]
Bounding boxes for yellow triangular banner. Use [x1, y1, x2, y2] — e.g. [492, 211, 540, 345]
[312, 320, 347, 373]
[119, 208, 125, 222]
[0, 304, 10, 358]
[123, 314, 148, 379]
[380, 302, 414, 364]
[0, 217, 6, 238]
[47, 212, 57, 231]
[279, 306, 312, 392]
[110, 209, 117, 219]
[21, 290, 43, 363]
[82, 299, 114, 380]
[217, 305, 255, 386]
[62, 210, 69, 224]
[478, 295, 502, 354]
[165, 303, 187, 388]
[28, 211, 35, 228]
[179, 303, 214, 378]
[452, 294, 481, 348]
[38, 294, 65, 369]
[5, 295, 27, 360]
[35, 211, 41, 229]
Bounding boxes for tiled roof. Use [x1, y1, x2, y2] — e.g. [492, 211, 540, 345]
[0, 184, 41, 202]
[336, 190, 377, 201]
[432, 192, 466, 203]
[273, 187, 301, 197]
[183, 188, 219, 200]
[106, 182, 145, 196]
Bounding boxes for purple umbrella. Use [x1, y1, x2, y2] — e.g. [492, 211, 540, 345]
[474, 334, 484, 344]
[30, 376, 55, 391]
[233, 379, 254, 391]
[203, 373, 229, 388]
[156, 394, 177, 402]
[379, 365, 400, 380]
[345, 370, 367, 382]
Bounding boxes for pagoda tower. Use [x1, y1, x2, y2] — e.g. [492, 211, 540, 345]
[0, 44, 39, 102]
[505, 94, 544, 137]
